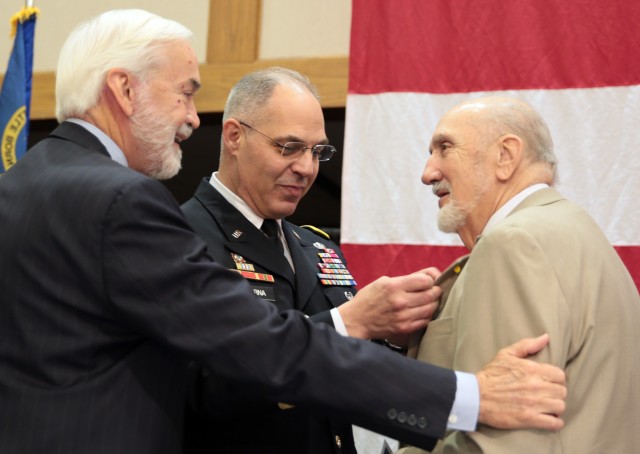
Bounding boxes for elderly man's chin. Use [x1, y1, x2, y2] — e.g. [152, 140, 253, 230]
[437, 202, 466, 233]
[146, 145, 183, 180]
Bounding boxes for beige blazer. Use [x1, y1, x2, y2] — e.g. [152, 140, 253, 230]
[400, 188, 640, 453]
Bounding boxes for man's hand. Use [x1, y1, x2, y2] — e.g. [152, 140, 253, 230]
[338, 268, 442, 340]
[476, 333, 566, 431]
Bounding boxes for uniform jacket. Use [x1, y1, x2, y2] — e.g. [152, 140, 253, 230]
[181, 178, 359, 453]
[0, 122, 457, 454]
[400, 188, 640, 454]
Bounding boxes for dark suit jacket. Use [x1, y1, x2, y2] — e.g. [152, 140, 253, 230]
[181, 179, 359, 453]
[0, 122, 456, 454]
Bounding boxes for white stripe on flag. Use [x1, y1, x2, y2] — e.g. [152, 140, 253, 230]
[342, 85, 640, 247]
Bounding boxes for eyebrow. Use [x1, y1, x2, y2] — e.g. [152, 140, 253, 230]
[277, 133, 330, 146]
[188, 78, 202, 92]
[429, 132, 450, 153]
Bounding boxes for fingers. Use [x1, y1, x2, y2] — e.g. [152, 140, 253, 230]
[520, 410, 565, 432]
[476, 345, 567, 431]
[499, 334, 566, 385]
[412, 266, 442, 282]
[343, 273, 443, 339]
[503, 333, 550, 358]
[527, 361, 566, 386]
[391, 271, 437, 293]
[393, 300, 439, 333]
[384, 285, 441, 333]
[534, 414, 565, 432]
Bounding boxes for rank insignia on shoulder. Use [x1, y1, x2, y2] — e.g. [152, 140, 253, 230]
[301, 225, 330, 240]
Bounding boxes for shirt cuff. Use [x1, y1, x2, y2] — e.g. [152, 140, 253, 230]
[448, 371, 479, 431]
[330, 307, 349, 336]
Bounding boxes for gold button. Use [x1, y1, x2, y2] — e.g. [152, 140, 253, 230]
[335, 435, 342, 448]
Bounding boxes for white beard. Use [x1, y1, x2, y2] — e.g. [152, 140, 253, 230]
[129, 87, 191, 180]
[435, 166, 490, 233]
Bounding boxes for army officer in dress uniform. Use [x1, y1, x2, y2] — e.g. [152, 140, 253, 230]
[181, 67, 441, 453]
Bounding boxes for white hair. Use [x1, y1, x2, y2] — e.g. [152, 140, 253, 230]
[55, 9, 192, 122]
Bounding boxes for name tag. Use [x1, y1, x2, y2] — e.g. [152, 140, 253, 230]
[251, 284, 275, 301]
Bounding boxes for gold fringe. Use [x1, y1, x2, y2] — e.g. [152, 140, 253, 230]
[9, 6, 40, 38]
[300, 225, 331, 240]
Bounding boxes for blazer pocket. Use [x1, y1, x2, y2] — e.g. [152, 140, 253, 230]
[426, 316, 453, 336]
[417, 316, 455, 366]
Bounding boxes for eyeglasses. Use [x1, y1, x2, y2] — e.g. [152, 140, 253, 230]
[238, 121, 336, 162]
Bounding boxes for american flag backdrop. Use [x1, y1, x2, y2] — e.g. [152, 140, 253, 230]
[341, 0, 640, 291]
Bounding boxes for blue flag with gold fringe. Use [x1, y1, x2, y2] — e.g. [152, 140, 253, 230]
[0, 6, 39, 174]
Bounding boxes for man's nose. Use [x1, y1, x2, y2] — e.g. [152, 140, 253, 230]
[187, 103, 200, 130]
[291, 148, 317, 176]
[421, 157, 441, 185]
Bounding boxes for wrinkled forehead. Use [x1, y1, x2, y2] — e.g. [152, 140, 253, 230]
[432, 106, 482, 141]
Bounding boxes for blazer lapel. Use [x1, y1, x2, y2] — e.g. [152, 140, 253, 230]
[193, 180, 296, 286]
[407, 254, 470, 358]
[284, 225, 320, 311]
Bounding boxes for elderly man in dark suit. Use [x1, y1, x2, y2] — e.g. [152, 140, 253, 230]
[0, 9, 566, 454]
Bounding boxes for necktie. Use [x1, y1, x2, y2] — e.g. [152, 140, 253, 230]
[261, 219, 284, 253]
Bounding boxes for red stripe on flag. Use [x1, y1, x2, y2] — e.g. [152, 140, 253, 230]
[614, 246, 640, 292]
[342, 244, 640, 292]
[341, 244, 468, 288]
[350, 0, 640, 94]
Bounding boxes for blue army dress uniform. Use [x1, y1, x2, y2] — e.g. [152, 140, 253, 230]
[182, 178, 359, 454]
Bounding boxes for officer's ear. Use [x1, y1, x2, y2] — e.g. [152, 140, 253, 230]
[222, 119, 243, 156]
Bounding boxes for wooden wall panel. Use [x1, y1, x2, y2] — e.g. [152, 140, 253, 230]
[207, 0, 260, 63]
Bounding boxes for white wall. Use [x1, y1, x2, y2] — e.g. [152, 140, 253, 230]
[0, 0, 351, 72]
[259, 0, 351, 59]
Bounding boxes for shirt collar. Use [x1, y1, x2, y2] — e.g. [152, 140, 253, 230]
[208, 172, 282, 231]
[66, 118, 128, 167]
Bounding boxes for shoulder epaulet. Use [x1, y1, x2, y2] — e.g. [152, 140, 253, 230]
[300, 225, 331, 240]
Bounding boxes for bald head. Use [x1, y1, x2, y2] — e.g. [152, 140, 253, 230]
[222, 67, 320, 125]
[443, 97, 558, 181]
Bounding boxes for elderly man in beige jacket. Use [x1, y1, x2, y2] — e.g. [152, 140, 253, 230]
[400, 96, 640, 453]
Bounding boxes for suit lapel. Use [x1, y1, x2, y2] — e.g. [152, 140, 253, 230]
[284, 224, 320, 311]
[432, 255, 470, 318]
[407, 254, 470, 358]
[193, 181, 296, 286]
